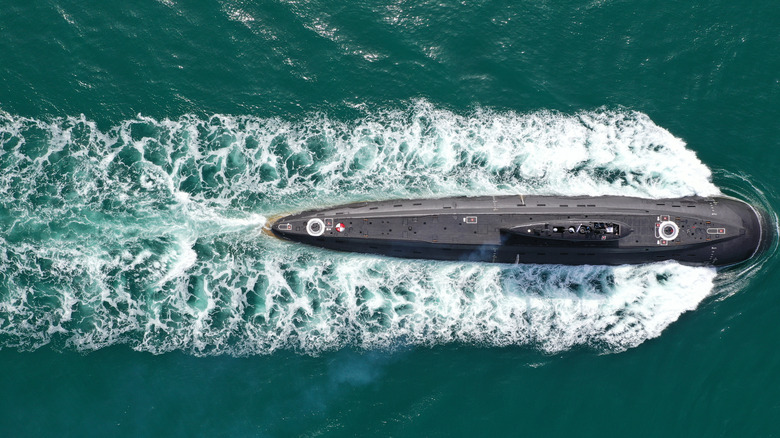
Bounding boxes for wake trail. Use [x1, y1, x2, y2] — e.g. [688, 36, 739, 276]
[0, 101, 739, 355]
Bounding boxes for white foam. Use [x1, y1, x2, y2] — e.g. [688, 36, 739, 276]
[188, 250, 718, 355]
[72, 101, 718, 213]
[0, 104, 732, 355]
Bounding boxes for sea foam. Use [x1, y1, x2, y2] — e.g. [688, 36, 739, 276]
[0, 101, 728, 355]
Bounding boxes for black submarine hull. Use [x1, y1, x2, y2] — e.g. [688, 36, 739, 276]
[270, 195, 770, 267]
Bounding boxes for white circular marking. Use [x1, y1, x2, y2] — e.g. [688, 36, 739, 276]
[306, 218, 325, 236]
[659, 221, 679, 241]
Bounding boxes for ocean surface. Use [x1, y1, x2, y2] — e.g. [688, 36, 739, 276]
[1, 1, 779, 436]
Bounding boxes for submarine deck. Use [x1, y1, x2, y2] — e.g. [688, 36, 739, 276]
[270, 195, 766, 266]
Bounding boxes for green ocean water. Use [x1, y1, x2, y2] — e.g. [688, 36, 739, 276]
[1, 0, 779, 436]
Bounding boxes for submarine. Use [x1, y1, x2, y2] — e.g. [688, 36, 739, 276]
[269, 195, 770, 266]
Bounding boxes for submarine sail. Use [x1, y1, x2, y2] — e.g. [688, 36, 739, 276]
[269, 195, 770, 266]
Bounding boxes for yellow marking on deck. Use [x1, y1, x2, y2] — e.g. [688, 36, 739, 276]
[262, 213, 289, 239]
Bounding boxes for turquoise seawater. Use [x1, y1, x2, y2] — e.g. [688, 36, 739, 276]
[1, 1, 779, 436]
